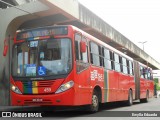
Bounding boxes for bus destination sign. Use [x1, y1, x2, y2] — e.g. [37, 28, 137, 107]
[16, 26, 68, 40]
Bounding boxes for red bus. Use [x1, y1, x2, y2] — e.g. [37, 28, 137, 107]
[10, 25, 154, 112]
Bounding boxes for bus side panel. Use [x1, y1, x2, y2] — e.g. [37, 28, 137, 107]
[76, 65, 107, 105]
[148, 80, 154, 98]
[129, 75, 136, 100]
[140, 78, 146, 99]
[140, 79, 154, 99]
[74, 65, 92, 105]
[89, 66, 104, 101]
[103, 69, 116, 102]
[118, 73, 134, 101]
[118, 73, 126, 101]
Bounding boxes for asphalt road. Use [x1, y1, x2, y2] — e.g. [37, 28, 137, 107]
[1, 97, 160, 120]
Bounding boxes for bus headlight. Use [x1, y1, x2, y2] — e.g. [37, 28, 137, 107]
[55, 81, 74, 94]
[11, 84, 22, 94]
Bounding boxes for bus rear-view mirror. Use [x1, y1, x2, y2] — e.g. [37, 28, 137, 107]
[80, 41, 86, 53]
[3, 39, 8, 56]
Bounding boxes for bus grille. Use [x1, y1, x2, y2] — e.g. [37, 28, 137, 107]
[22, 80, 55, 88]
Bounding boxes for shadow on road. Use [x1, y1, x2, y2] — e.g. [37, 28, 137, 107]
[2, 101, 146, 117]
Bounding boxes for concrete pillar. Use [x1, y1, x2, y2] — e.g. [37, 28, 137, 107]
[0, 1, 49, 105]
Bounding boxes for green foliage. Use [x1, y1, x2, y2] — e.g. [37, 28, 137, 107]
[155, 83, 160, 90]
[154, 78, 160, 90]
[154, 78, 159, 83]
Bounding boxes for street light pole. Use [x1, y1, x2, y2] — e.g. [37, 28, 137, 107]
[138, 41, 147, 51]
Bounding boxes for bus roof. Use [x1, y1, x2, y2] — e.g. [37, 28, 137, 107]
[17, 25, 151, 67]
[71, 25, 133, 61]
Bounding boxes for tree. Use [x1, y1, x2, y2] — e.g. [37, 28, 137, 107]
[154, 78, 160, 90]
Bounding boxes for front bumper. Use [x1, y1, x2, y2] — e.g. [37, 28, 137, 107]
[11, 88, 76, 106]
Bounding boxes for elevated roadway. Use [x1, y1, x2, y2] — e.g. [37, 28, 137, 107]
[0, 0, 160, 105]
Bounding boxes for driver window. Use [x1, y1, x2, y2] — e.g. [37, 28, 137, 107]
[75, 33, 89, 73]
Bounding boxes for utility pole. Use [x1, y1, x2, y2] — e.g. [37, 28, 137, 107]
[138, 41, 147, 51]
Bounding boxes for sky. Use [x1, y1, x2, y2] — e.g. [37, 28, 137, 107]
[78, 0, 160, 64]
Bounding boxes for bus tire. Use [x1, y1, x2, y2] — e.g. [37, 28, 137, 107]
[88, 90, 99, 113]
[126, 89, 133, 106]
[140, 91, 149, 103]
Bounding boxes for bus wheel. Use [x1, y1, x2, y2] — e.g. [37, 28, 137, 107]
[88, 90, 99, 113]
[140, 91, 149, 103]
[126, 90, 133, 106]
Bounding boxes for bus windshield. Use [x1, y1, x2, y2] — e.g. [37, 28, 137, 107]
[12, 38, 72, 77]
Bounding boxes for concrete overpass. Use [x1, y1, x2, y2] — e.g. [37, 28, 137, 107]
[0, 0, 160, 105]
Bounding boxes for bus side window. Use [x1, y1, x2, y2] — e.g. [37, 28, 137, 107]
[122, 57, 128, 74]
[140, 66, 143, 78]
[147, 70, 151, 80]
[114, 53, 121, 72]
[150, 72, 153, 80]
[126, 60, 130, 74]
[81, 37, 89, 63]
[99, 46, 103, 66]
[75, 33, 81, 60]
[144, 68, 148, 79]
[110, 51, 114, 70]
[119, 56, 123, 73]
[140, 66, 146, 78]
[103, 48, 112, 70]
[90, 42, 100, 66]
[75, 33, 89, 73]
[129, 61, 133, 75]
[147, 68, 153, 80]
